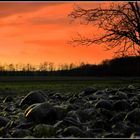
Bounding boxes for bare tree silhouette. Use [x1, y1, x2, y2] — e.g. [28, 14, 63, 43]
[68, 2, 140, 56]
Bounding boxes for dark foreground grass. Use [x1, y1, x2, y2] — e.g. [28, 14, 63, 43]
[0, 76, 139, 97]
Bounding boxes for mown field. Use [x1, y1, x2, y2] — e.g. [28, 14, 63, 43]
[0, 76, 140, 97]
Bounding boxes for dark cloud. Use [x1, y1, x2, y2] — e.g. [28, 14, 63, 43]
[0, 2, 66, 18]
[29, 16, 68, 25]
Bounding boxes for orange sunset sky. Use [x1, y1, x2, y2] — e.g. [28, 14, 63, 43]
[0, 1, 116, 67]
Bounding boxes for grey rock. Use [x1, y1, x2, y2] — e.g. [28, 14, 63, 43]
[130, 102, 139, 110]
[51, 93, 62, 100]
[130, 96, 139, 102]
[3, 96, 14, 103]
[0, 116, 10, 127]
[113, 100, 130, 111]
[105, 88, 118, 94]
[95, 100, 112, 110]
[66, 103, 79, 112]
[103, 132, 126, 138]
[63, 117, 82, 128]
[109, 112, 127, 124]
[66, 111, 81, 123]
[112, 121, 133, 137]
[24, 102, 66, 124]
[98, 108, 113, 120]
[20, 90, 46, 107]
[61, 126, 85, 137]
[93, 90, 107, 99]
[92, 119, 109, 130]
[33, 124, 56, 138]
[16, 122, 34, 129]
[10, 129, 31, 138]
[79, 87, 97, 96]
[128, 85, 136, 90]
[115, 91, 128, 99]
[77, 108, 97, 123]
[124, 108, 140, 125]
[1, 85, 140, 138]
[4, 103, 16, 112]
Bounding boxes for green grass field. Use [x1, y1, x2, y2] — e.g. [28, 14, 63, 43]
[0, 77, 140, 96]
[0, 76, 139, 97]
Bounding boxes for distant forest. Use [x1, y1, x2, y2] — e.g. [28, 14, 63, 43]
[0, 56, 140, 77]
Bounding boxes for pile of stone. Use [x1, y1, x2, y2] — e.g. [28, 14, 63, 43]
[0, 85, 140, 138]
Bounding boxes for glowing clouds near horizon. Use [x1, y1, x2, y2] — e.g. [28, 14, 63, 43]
[0, 2, 114, 66]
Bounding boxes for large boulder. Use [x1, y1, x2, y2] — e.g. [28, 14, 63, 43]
[24, 102, 66, 124]
[124, 108, 140, 125]
[19, 90, 46, 107]
[113, 100, 130, 111]
[95, 100, 112, 110]
[111, 121, 134, 137]
[77, 108, 97, 122]
[109, 112, 127, 124]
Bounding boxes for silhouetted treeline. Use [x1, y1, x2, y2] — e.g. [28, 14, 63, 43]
[0, 56, 139, 77]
